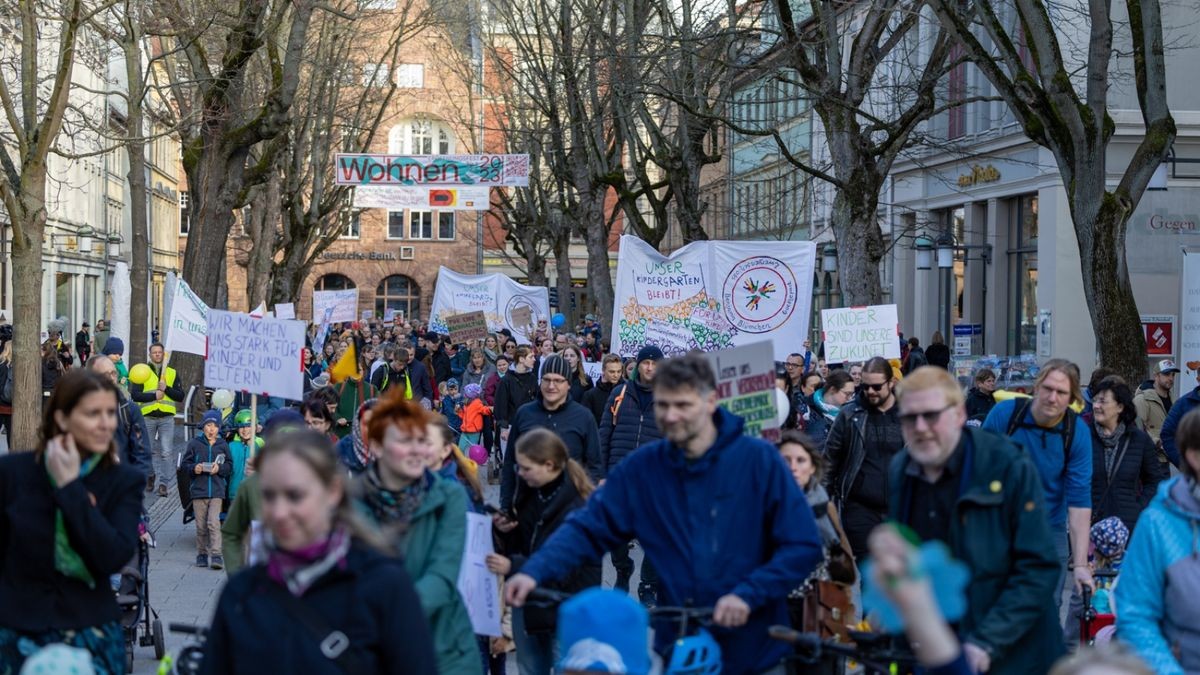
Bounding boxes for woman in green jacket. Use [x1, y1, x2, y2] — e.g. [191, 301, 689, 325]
[354, 394, 480, 675]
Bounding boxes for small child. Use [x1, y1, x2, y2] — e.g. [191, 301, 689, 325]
[459, 383, 492, 447]
[441, 378, 464, 434]
[226, 409, 263, 505]
[181, 410, 231, 570]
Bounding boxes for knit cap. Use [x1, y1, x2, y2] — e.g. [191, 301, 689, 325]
[200, 410, 222, 429]
[464, 383, 482, 400]
[541, 354, 573, 380]
[102, 337, 125, 357]
[635, 345, 664, 364]
[1090, 516, 1129, 560]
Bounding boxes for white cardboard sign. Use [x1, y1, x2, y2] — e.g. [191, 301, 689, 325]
[821, 304, 901, 363]
[205, 310, 306, 400]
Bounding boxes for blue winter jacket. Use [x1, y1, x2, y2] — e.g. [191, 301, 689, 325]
[116, 396, 152, 477]
[598, 377, 662, 476]
[1159, 387, 1200, 468]
[520, 408, 823, 675]
[180, 437, 232, 500]
[1115, 477, 1200, 675]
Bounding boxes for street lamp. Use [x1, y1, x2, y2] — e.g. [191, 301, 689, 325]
[78, 225, 95, 254]
[106, 233, 123, 258]
[936, 233, 956, 269]
[822, 243, 837, 273]
[914, 235, 934, 270]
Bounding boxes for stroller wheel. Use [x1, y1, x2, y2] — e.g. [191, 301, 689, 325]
[153, 619, 166, 659]
[125, 644, 134, 672]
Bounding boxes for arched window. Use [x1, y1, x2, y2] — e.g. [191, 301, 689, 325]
[376, 275, 420, 319]
[387, 118, 457, 154]
[315, 273, 356, 292]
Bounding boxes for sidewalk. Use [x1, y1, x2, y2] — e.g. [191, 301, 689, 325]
[130, 478, 228, 673]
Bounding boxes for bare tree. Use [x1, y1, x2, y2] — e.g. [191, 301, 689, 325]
[928, 0, 1173, 381]
[0, 0, 114, 449]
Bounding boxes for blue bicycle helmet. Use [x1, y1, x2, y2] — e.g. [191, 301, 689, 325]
[664, 629, 722, 675]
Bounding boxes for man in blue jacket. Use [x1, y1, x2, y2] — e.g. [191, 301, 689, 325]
[1160, 361, 1200, 469]
[506, 354, 823, 675]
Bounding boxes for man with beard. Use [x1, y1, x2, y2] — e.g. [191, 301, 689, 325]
[826, 356, 903, 560]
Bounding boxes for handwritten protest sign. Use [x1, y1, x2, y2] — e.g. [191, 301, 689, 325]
[164, 277, 209, 357]
[312, 289, 359, 323]
[205, 310, 306, 400]
[274, 303, 295, 320]
[456, 513, 502, 636]
[702, 341, 779, 441]
[361, 309, 373, 322]
[445, 311, 489, 344]
[821, 305, 900, 363]
[384, 308, 396, 322]
[510, 305, 532, 328]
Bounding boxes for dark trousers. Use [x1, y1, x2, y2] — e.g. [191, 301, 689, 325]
[611, 541, 658, 601]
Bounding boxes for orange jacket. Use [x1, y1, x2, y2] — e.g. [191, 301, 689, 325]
[460, 398, 492, 433]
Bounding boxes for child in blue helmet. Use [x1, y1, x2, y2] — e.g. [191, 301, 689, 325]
[557, 588, 656, 675]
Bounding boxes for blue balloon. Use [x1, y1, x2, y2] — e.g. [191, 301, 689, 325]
[861, 540, 970, 633]
[551, 313, 566, 328]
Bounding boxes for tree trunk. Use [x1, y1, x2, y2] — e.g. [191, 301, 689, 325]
[244, 176, 282, 309]
[10, 178, 47, 451]
[125, 100, 149, 360]
[1076, 195, 1146, 385]
[554, 232, 573, 325]
[579, 188, 615, 336]
[829, 183, 885, 306]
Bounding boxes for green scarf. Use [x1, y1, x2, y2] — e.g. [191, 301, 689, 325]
[47, 452, 103, 588]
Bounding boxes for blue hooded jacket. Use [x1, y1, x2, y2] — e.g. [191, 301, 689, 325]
[1159, 387, 1200, 468]
[520, 407, 823, 675]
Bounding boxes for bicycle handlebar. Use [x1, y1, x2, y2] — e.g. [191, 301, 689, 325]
[769, 624, 918, 666]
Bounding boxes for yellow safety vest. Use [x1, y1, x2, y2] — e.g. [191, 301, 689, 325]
[140, 365, 178, 416]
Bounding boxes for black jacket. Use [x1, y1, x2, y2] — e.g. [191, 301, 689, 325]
[0, 451, 144, 631]
[581, 379, 618, 425]
[501, 473, 600, 633]
[1089, 423, 1166, 533]
[598, 379, 662, 476]
[825, 400, 903, 509]
[925, 343, 951, 369]
[965, 387, 996, 422]
[116, 395, 152, 477]
[890, 428, 1063, 675]
[431, 347, 452, 385]
[494, 369, 539, 428]
[501, 399, 601, 511]
[200, 543, 438, 675]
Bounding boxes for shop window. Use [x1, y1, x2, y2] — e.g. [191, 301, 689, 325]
[1009, 194, 1038, 354]
[376, 275, 420, 319]
[315, 273, 356, 292]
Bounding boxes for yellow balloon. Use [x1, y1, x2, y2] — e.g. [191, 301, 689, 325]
[129, 363, 153, 385]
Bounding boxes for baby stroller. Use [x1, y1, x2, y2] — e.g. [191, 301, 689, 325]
[116, 532, 165, 671]
[1076, 516, 1126, 647]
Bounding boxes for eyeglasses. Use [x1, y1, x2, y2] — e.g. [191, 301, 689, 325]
[784, 362, 803, 369]
[863, 382, 890, 392]
[542, 377, 568, 387]
[899, 405, 953, 428]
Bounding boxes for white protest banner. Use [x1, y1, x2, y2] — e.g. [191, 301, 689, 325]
[820, 304, 900, 363]
[110, 262, 130, 355]
[353, 185, 491, 210]
[336, 153, 529, 187]
[428, 267, 550, 345]
[249, 302, 266, 318]
[312, 288, 359, 323]
[611, 235, 815, 362]
[164, 277, 210, 357]
[456, 512, 503, 637]
[274, 303, 295, 320]
[311, 307, 335, 357]
[701, 341, 780, 441]
[205, 310, 306, 400]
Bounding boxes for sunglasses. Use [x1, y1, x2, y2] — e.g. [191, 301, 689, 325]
[863, 382, 890, 392]
[899, 405, 952, 428]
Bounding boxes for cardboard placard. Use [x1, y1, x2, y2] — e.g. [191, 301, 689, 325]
[205, 310, 306, 400]
[456, 512, 503, 637]
[274, 303, 296, 320]
[445, 311, 489, 344]
[701, 341, 779, 441]
[510, 305, 532, 328]
[820, 304, 901, 363]
[312, 289, 359, 323]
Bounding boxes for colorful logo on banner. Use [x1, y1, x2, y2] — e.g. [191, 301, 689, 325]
[721, 256, 799, 334]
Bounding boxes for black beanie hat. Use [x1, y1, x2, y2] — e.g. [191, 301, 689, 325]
[541, 354, 574, 380]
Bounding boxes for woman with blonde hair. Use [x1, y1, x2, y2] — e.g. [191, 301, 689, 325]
[487, 428, 599, 675]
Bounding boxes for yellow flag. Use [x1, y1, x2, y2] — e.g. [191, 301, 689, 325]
[329, 343, 359, 384]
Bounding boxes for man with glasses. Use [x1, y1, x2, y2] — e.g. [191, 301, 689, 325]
[826, 356, 904, 560]
[891, 366, 1062, 674]
[501, 354, 601, 512]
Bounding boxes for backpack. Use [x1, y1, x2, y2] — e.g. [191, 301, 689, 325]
[1004, 396, 1077, 478]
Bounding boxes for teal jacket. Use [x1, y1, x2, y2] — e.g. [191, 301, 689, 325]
[226, 436, 263, 501]
[888, 427, 1063, 675]
[356, 471, 481, 675]
[1116, 477, 1200, 674]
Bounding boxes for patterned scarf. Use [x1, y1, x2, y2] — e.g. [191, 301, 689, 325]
[813, 389, 841, 421]
[1097, 423, 1125, 476]
[266, 525, 352, 597]
[47, 452, 103, 588]
[350, 399, 378, 471]
[361, 463, 428, 533]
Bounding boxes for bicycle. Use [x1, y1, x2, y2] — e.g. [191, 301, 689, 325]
[769, 624, 919, 675]
[156, 623, 207, 675]
[527, 588, 721, 675]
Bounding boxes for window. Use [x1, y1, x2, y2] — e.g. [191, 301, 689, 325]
[410, 210, 433, 239]
[410, 121, 432, 154]
[395, 63, 424, 88]
[375, 275, 420, 319]
[179, 191, 188, 208]
[180, 191, 190, 235]
[362, 63, 389, 87]
[1009, 194, 1039, 355]
[438, 212, 455, 239]
[947, 44, 966, 139]
[341, 211, 360, 239]
[388, 211, 405, 239]
[438, 128, 451, 154]
[315, 274, 356, 291]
